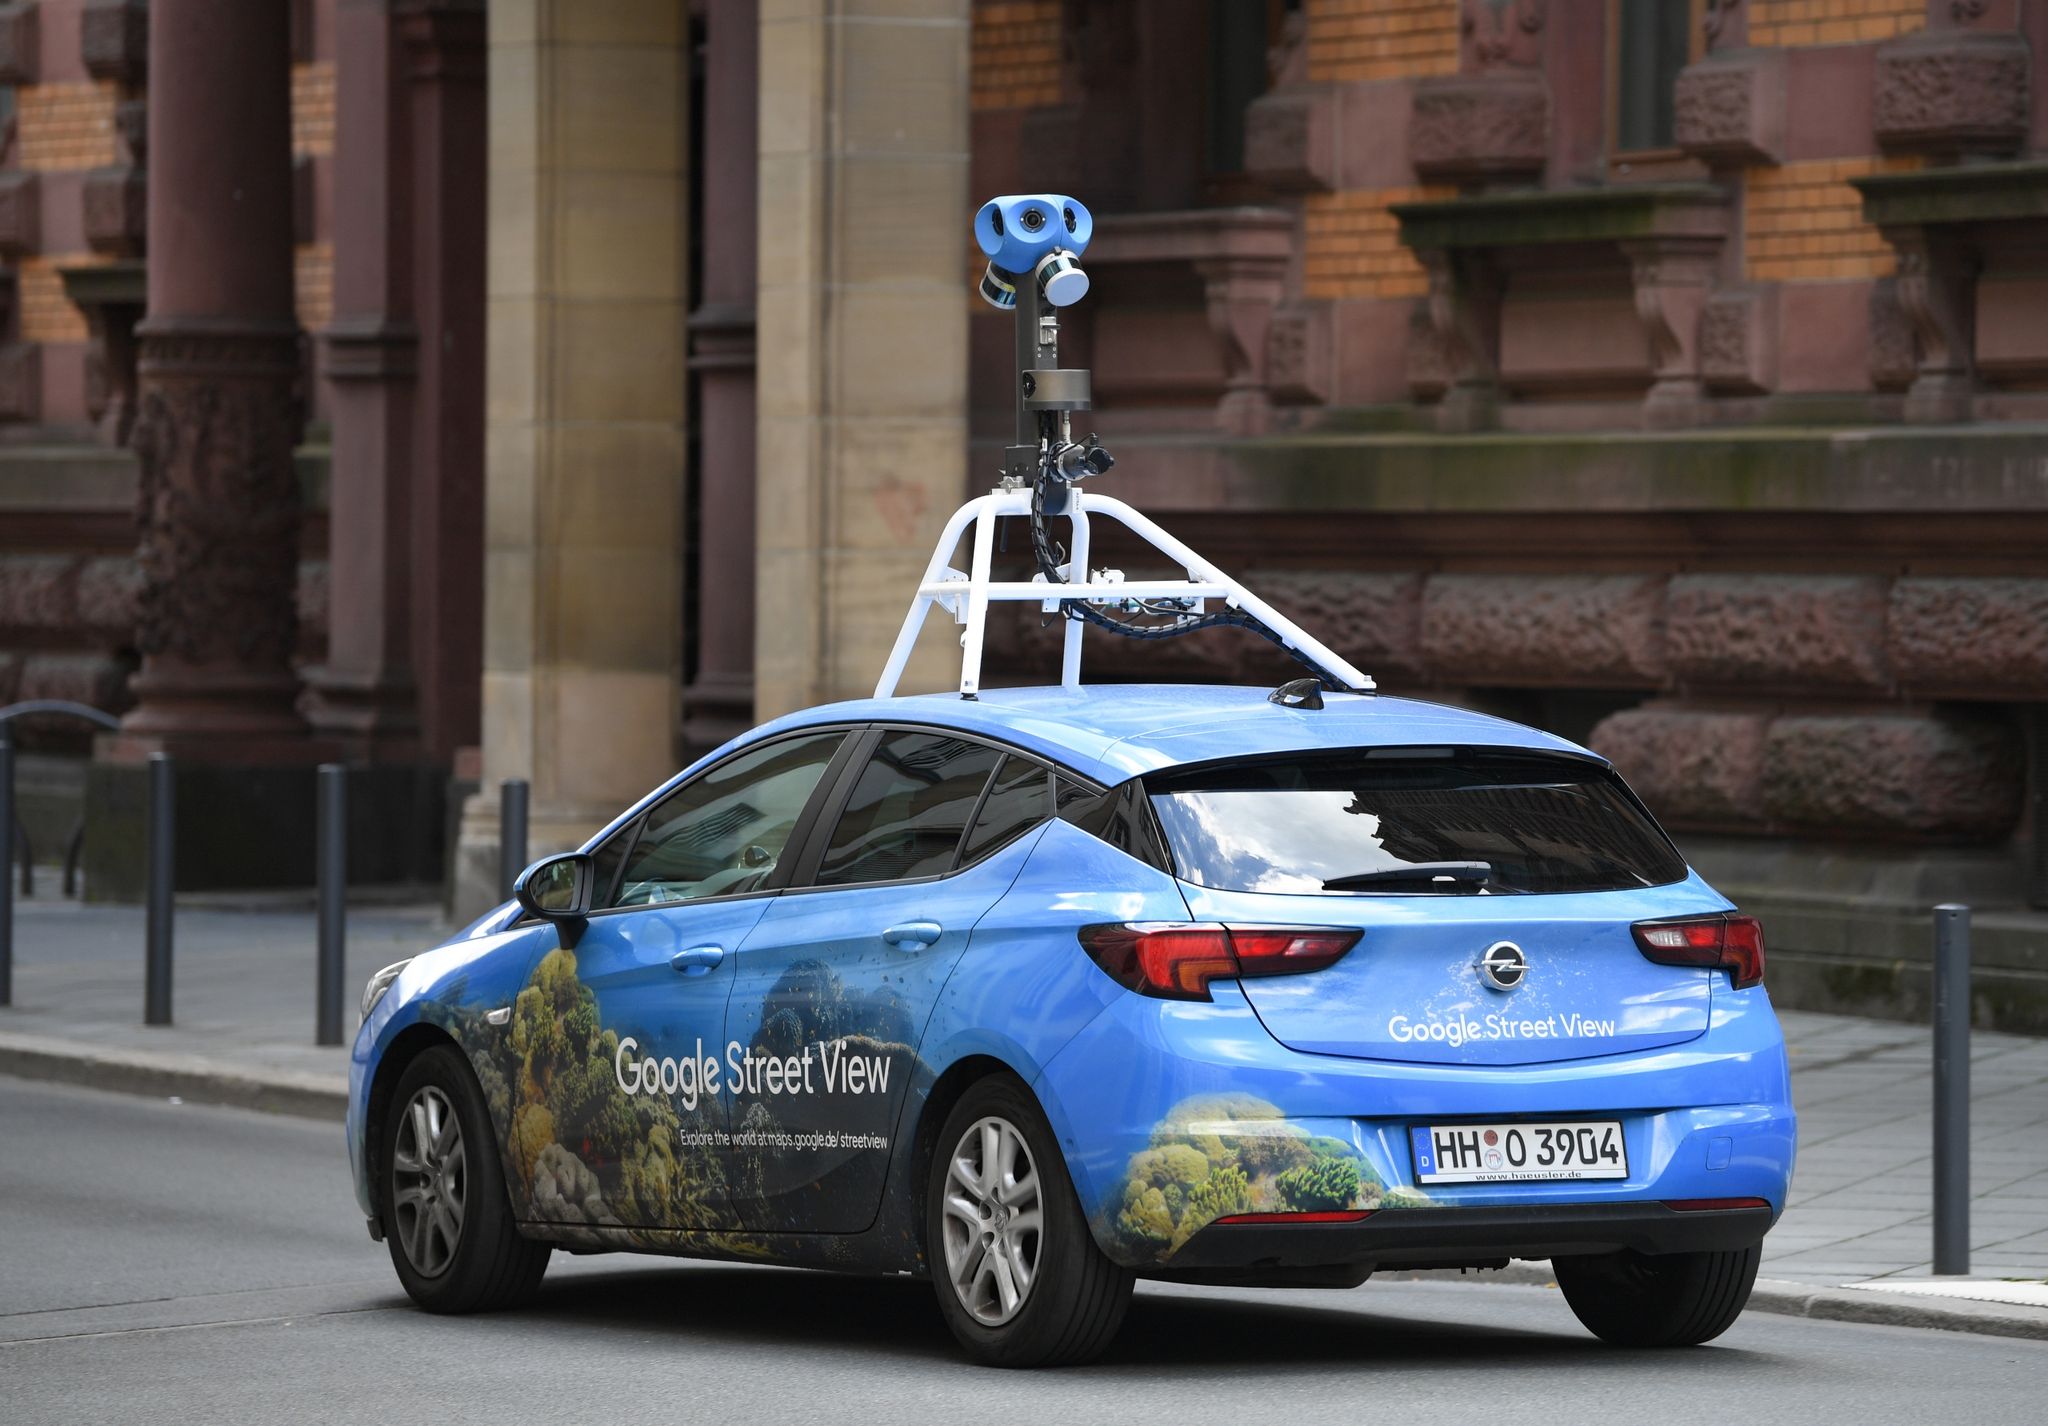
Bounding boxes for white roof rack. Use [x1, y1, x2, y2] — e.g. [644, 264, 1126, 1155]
[874, 485, 1375, 699]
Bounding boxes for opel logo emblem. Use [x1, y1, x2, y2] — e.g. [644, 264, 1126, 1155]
[1479, 941, 1526, 992]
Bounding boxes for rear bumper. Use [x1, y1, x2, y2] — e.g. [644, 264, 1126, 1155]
[1168, 1201, 1774, 1274]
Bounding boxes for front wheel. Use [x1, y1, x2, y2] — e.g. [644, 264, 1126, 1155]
[381, 1044, 551, 1312]
[926, 1075, 1133, 1367]
[1553, 1244, 1761, 1347]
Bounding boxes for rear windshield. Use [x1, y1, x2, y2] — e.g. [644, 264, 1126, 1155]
[1145, 749, 1686, 896]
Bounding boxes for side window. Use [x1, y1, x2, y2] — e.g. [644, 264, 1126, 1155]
[960, 755, 1053, 866]
[610, 733, 845, 907]
[1056, 775, 1174, 873]
[813, 732, 1001, 886]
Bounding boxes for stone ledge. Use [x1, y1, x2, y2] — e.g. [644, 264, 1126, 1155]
[1219, 423, 2048, 515]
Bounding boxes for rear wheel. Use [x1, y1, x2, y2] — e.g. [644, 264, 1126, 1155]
[381, 1044, 551, 1312]
[1553, 1244, 1761, 1347]
[926, 1075, 1133, 1367]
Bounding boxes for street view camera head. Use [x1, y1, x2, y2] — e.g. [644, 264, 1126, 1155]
[976, 193, 1112, 496]
[974, 193, 1095, 311]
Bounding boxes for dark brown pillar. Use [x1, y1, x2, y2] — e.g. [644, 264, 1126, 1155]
[682, 0, 758, 754]
[398, 0, 486, 765]
[305, 0, 423, 756]
[119, 0, 304, 750]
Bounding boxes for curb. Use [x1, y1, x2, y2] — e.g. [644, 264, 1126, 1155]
[0, 1032, 347, 1121]
[1398, 1262, 2048, 1343]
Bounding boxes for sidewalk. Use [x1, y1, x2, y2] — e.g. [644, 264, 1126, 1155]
[2, 891, 2043, 1327]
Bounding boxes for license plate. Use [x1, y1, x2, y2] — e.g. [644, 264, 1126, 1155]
[1410, 1120, 1627, 1184]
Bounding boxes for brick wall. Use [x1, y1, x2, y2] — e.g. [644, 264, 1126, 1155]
[1747, 0, 1925, 47]
[1303, 186, 1453, 300]
[292, 60, 337, 156]
[1306, 0, 1458, 85]
[15, 256, 97, 344]
[1744, 157, 1923, 283]
[13, 81, 120, 172]
[971, 0, 1061, 111]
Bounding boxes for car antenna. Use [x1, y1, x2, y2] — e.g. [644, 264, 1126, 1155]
[873, 193, 1375, 703]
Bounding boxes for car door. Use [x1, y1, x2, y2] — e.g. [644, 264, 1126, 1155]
[511, 730, 851, 1234]
[722, 730, 1048, 1234]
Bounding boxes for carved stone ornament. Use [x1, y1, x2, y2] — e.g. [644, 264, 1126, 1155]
[1460, 0, 1547, 72]
[1623, 236, 1723, 427]
[1265, 304, 1331, 406]
[0, 2, 39, 85]
[1874, 28, 2028, 158]
[130, 328, 304, 671]
[81, 0, 150, 87]
[1410, 73, 1548, 184]
[0, 339, 38, 422]
[1883, 226, 1980, 422]
[1867, 277, 1918, 392]
[0, 170, 38, 260]
[1699, 285, 1777, 395]
[1701, 0, 1746, 53]
[1674, 49, 1785, 166]
[1243, 89, 1337, 194]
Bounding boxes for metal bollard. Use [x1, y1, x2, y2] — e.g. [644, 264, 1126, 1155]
[316, 764, 347, 1047]
[500, 778, 530, 900]
[144, 752, 174, 1027]
[0, 732, 13, 1007]
[1933, 903, 1971, 1275]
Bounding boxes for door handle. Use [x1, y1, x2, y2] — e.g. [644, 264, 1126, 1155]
[882, 921, 943, 951]
[670, 945, 725, 975]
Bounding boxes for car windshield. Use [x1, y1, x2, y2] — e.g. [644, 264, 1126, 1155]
[1145, 748, 1687, 896]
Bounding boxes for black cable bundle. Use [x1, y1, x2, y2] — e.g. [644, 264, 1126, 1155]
[1024, 444, 1343, 691]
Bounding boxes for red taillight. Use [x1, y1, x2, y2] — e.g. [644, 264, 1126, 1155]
[1665, 1197, 1770, 1212]
[1632, 913, 1765, 990]
[1077, 923, 1361, 1001]
[1212, 1209, 1377, 1225]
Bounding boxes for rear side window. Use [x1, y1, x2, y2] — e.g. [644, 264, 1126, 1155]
[1146, 749, 1686, 896]
[960, 755, 1051, 866]
[814, 732, 1001, 885]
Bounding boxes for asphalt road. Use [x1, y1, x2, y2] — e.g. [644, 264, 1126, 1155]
[3, 1078, 2043, 1426]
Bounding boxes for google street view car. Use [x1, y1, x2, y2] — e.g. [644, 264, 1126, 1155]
[347, 196, 1795, 1367]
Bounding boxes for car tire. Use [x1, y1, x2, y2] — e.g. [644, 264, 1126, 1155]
[381, 1044, 551, 1313]
[1553, 1243, 1761, 1347]
[926, 1074, 1134, 1367]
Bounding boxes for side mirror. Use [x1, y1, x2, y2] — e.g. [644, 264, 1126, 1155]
[513, 851, 593, 949]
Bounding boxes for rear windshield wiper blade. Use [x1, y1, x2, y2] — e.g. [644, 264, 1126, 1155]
[1321, 861, 1500, 892]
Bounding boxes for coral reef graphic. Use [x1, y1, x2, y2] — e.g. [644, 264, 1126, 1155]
[477, 946, 743, 1243]
[1104, 1093, 1427, 1262]
[433, 946, 926, 1257]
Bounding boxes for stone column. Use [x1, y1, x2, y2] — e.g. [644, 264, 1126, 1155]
[397, 0, 487, 764]
[305, 0, 424, 756]
[452, 1, 690, 917]
[681, 0, 759, 756]
[120, 0, 304, 749]
[754, 0, 970, 718]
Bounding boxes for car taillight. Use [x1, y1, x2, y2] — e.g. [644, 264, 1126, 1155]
[1632, 913, 1765, 990]
[1077, 923, 1361, 1001]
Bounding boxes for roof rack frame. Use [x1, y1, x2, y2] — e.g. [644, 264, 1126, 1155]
[873, 486, 1375, 699]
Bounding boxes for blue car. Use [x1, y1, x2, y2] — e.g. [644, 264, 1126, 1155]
[348, 683, 1795, 1366]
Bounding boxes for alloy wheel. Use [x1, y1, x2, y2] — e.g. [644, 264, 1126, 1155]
[941, 1114, 1045, 1326]
[391, 1084, 467, 1278]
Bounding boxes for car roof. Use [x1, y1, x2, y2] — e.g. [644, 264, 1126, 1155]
[742, 683, 1597, 784]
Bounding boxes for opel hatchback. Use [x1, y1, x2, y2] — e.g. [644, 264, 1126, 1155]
[349, 683, 1794, 1366]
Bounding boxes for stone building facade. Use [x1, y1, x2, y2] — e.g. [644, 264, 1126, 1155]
[0, 0, 2043, 1024]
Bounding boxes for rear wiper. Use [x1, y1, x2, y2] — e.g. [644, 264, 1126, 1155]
[1321, 861, 1501, 892]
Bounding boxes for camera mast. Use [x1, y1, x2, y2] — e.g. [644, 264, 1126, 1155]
[874, 193, 1374, 701]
